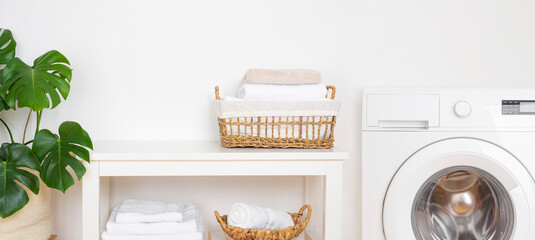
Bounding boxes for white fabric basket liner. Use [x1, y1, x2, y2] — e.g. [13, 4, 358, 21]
[215, 99, 341, 118]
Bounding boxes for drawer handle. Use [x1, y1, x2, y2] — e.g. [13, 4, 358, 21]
[378, 120, 429, 129]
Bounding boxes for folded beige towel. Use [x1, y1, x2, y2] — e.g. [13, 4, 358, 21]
[242, 69, 321, 85]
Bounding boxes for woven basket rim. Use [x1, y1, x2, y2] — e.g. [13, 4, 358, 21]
[214, 204, 311, 240]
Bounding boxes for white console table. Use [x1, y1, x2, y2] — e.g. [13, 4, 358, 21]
[82, 141, 347, 240]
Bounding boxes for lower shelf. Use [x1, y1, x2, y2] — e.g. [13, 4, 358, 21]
[206, 230, 318, 240]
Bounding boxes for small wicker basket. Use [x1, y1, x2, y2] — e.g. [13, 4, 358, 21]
[215, 86, 337, 149]
[214, 204, 311, 240]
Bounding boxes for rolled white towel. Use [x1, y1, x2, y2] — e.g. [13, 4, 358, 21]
[227, 203, 294, 229]
[116, 199, 184, 223]
[266, 208, 295, 229]
[106, 203, 199, 235]
[238, 84, 328, 101]
[227, 203, 269, 229]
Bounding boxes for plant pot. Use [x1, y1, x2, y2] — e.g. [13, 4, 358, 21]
[0, 178, 52, 240]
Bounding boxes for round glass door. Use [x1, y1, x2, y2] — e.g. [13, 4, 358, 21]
[382, 138, 535, 240]
[412, 166, 514, 240]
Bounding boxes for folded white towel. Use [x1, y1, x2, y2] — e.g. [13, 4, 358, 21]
[238, 84, 328, 101]
[106, 203, 199, 235]
[227, 203, 294, 230]
[242, 69, 321, 85]
[116, 199, 184, 224]
[101, 231, 203, 240]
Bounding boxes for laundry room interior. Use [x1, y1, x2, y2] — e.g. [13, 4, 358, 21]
[1, 1, 535, 240]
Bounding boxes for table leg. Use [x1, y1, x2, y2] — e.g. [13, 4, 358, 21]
[305, 176, 324, 238]
[100, 177, 110, 234]
[324, 161, 343, 240]
[82, 161, 100, 240]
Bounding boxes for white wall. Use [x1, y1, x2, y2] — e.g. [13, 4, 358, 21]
[2, 0, 535, 239]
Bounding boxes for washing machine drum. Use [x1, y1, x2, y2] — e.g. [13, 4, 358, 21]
[382, 138, 535, 240]
[412, 167, 514, 239]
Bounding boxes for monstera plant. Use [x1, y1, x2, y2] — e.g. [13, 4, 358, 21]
[0, 28, 92, 218]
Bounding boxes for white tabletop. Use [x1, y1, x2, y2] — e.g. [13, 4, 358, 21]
[90, 140, 349, 161]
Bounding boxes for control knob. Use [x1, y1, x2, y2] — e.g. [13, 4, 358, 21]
[454, 101, 472, 118]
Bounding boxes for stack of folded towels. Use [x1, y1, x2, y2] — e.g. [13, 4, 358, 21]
[101, 199, 203, 240]
[227, 202, 295, 230]
[237, 68, 327, 101]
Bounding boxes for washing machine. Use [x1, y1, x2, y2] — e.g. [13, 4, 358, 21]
[362, 88, 535, 240]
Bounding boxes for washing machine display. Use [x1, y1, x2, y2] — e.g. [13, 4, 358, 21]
[412, 166, 514, 240]
[502, 100, 535, 115]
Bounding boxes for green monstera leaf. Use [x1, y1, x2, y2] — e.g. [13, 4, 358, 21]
[0, 143, 41, 218]
[0, 28, 16, 66]
[0, 28, 17, 112]
[0, 97, 8, 112]
[0, 50, 72, 111]
[33, 121, 92, 193]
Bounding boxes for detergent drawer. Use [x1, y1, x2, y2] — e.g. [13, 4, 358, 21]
[366, 94, 439, 128]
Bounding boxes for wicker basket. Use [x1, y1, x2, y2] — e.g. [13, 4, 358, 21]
[215, 86, 337, 149]
[214, 204, 311, 240]
[0, 173, 52, 240]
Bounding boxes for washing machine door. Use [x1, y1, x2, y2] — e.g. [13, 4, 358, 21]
[383, 138, 535, 240]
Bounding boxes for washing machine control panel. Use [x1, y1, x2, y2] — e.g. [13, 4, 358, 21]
[502, 100, 535, 115]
